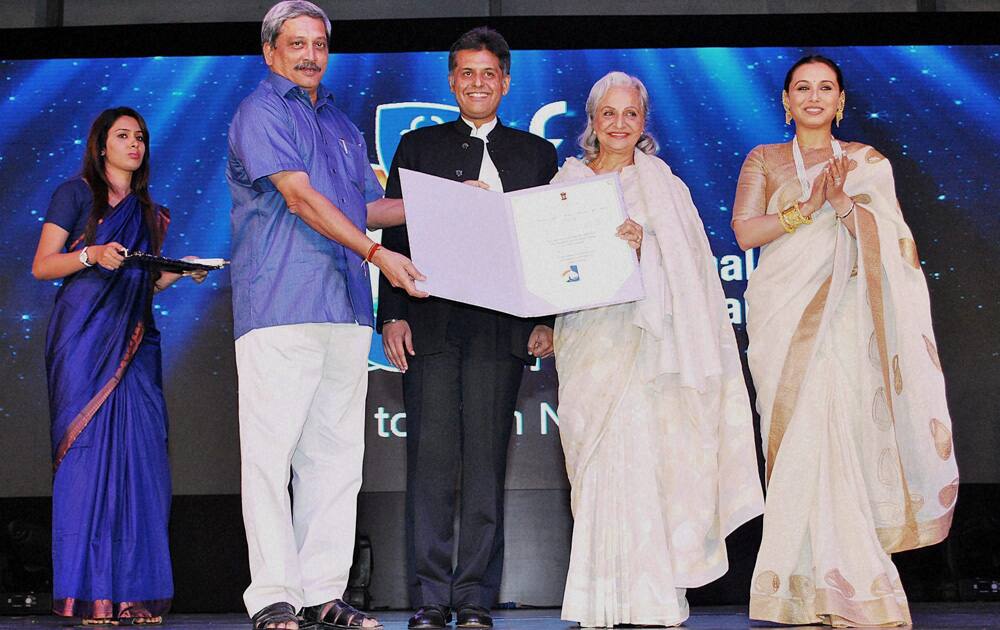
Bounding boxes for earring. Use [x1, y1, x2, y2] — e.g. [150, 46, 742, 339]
[100, 151, 106, 156]
[782, 92, 792, 126]
[835, 92, 846, 127]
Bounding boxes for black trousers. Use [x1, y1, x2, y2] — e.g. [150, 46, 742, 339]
[403, 312, 524, 608]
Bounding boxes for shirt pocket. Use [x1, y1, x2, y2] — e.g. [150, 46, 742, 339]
[338, 136, 369, 195]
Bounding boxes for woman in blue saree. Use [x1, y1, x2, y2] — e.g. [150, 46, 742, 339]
[31, 107, 204, 625]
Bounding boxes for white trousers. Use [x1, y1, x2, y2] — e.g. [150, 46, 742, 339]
[235, 322, 372, 616]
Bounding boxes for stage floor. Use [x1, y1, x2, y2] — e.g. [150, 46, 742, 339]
[1, 605, 1000, 629]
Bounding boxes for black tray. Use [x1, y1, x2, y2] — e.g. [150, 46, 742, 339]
[124, 250, 228, 273]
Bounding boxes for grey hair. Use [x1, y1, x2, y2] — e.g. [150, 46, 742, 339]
[261, 0, 331, 47]
[578, 71, 659, 161]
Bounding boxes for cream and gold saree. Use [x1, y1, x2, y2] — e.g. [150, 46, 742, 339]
[738, 140, 958, 627]
[553, 151, 764, 627]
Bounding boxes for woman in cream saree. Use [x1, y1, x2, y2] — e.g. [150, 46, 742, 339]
[733, 56, 958, 627]
[554, 71, 764, 628]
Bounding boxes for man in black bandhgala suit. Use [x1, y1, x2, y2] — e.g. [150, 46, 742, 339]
[377, 26, 559, 630]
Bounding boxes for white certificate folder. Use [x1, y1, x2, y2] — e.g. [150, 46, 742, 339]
[399, 168, 645, 318]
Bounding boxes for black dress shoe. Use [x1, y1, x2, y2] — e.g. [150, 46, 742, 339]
[408, 605, 451, 629]
[456, 605, 493, 629]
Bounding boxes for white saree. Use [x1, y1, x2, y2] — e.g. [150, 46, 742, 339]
[742, 140, 958, 627]
[553, 151, 764, 628]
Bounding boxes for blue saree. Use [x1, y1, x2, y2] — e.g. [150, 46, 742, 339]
[45, 184, 173, 618]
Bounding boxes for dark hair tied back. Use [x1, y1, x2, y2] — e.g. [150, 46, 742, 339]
[783, 55, 845, 92]
[82, 106, 164, 254]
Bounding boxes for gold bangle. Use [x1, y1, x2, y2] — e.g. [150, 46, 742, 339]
[778, 209, 795, 233]
[782, 202, 812, 227]
[797, 204, 813, 225]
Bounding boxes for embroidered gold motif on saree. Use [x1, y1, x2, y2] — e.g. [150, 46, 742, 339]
[910, 493, 925, 513]
[866, 148, 887, 163]
[877, 522, 906, 551]
[873, 501, 905, 527]
[851, 193, 872, 205]
[878, 448, 900, 487]
[858, 207, 897, 429]
[824, 569, 856, 599]
[868, 332, 881, 368]
[754, 571, 781, 594]
[789, 574, 815, 599]
[892, 355, 903, 394]
[878, 507, 954, 552]
[938, 478, 959, 508]
[872, 387, 891, 430]
[898, 238, 920, 269]
[931, 418, 953, 460]
[877, 499, 925, 552]
[871, 574, 894, 597]
[923, 334, 942, 371]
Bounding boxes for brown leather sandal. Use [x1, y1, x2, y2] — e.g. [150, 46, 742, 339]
[301, 599, 382, 630]
[252, 602, 300, 630]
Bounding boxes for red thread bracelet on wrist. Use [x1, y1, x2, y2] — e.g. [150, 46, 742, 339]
[366, 242, 382, 263]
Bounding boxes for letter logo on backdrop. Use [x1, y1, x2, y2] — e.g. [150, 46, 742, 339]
[374, 102, 461, 172]
[529, 101, 567, 149]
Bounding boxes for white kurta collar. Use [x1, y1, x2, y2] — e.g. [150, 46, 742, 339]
[462, 116, 498, 141]
[462, 117, 503, 192]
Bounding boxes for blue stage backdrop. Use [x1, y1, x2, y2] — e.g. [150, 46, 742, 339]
[1, 46, 997, 497]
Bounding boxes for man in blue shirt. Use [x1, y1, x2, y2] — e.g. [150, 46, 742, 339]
[226, 3, 425, 629]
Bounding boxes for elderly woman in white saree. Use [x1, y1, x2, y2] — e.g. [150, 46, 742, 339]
[552, 71, 764, 628]
[733, 55, 958, 627]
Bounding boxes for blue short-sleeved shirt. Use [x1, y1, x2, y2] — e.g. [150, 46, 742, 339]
[226, 72, 383, 339]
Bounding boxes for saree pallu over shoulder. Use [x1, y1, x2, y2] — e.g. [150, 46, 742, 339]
[851, 156, 957, 551]
[745, 143, 956, 626]
[553, 154, 763, 627]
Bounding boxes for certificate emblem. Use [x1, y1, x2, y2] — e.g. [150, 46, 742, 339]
[562, 264, 581, 283]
